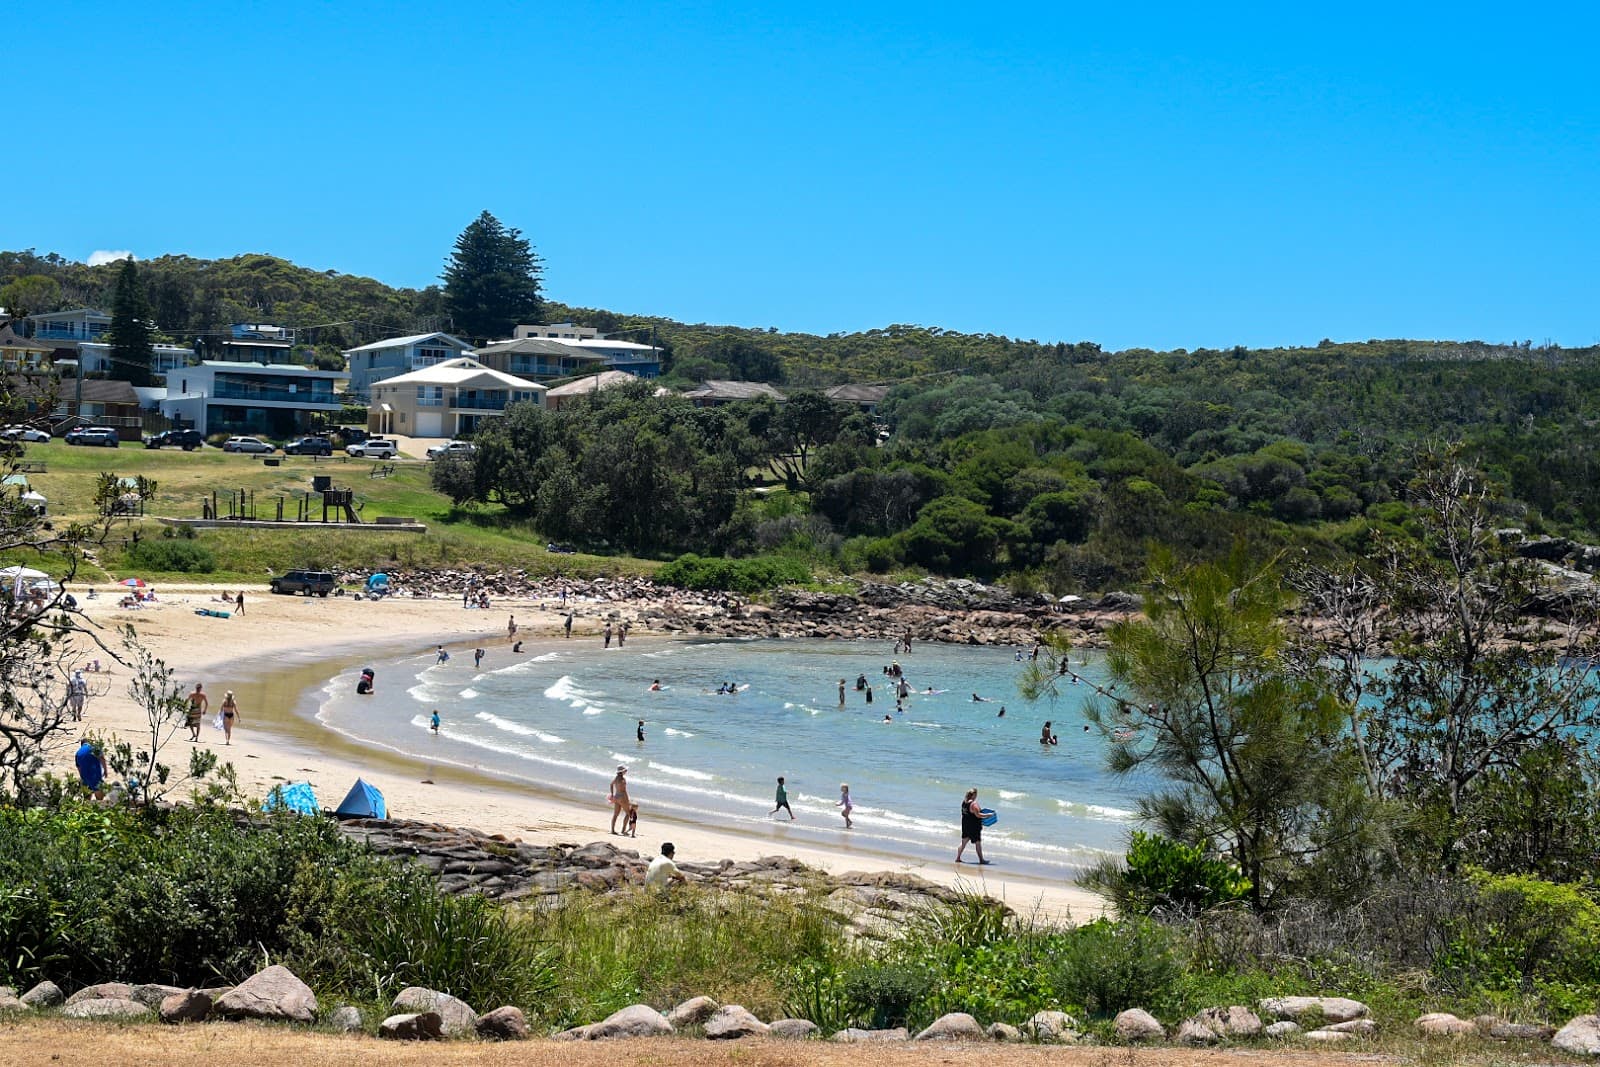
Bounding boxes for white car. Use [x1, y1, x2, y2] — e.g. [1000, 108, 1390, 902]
[223, 436, 274, 454]
[1, 425, 51, 443]
[346, 438, 399, 459]
[426, 440, 475, 459]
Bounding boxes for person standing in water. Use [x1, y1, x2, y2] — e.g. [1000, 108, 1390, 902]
[564, 611, 574, 638]
[430, 709, 441, 733]
[473, 647, 485, 669]
[603, 623, 613, 648]
[837, 783, 854, 828]
[955, 787, 990, 864]
[771, 776, 795, 821]
[636, 719, 646, 742]
[865, 684, 874, 705]
[1040, 721, 1059, 745]
[837, 679, 846, 707]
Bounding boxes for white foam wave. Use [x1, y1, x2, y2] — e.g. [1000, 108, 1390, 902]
[997, 790, 1027, 800]
[544, 675, 595, 704]
[1055, 799, 1134, 820]
[459, 687, 479, 699]
[663, 727, 694, 737]
[582, 705, 605, 716]
[488, 659, 541, 676]
[648, 761, 714, 782]
[531, 650, 564, 662]
[475, 711, 563, 744]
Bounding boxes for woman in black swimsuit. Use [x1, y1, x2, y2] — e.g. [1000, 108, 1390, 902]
[955, 787, 989, 864]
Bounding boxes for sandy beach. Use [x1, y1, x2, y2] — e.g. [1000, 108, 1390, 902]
[50, 585, 1107, 922]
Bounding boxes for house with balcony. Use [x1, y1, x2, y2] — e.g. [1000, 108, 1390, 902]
[159, 361, 348, 437]
[78, 341, 194, 380]
[197, 323, 297, 365]
[367, 357, 545, 438]
[343, 332, 475, 395]
[0, 326, 55, 374]
[475, 323, 662, 380]
[25, 308, 111, 344]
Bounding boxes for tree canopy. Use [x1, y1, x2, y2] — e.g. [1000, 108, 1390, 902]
[441, 211, 543, 341]
[108, 259, 154, 387]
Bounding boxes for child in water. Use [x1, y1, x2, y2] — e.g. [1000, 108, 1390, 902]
[430, 709, 441, 733]
[837, 783, 854, 828]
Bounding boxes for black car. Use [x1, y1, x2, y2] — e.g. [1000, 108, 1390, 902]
[269, 569, 337, 597]
[282, 436, 334, 456]
[144, 428, 206, 451]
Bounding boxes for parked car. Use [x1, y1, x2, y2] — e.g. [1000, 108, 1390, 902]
[143, 428, 206, 451]
[425, 440, 475, 460]
[282, 436, 334, 456]
[268, 569, 337, 597]
[2, 425, 51, 443]
[222, 436, 274, 454]
[64, 426, 121, 447]
[346, 437, 399, 459]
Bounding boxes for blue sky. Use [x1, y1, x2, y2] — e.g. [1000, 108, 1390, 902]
[14, 2, 1598, 350]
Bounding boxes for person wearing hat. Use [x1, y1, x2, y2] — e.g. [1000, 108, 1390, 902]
[645, 842, 686, 890]
[609, 764, 631, 834]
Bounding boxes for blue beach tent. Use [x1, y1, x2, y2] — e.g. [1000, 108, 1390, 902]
[262, 781, 320, 816]
[335, 778, 387, 819]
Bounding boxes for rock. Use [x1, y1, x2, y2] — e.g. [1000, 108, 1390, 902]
[1259, 995, 1369, 1023]
[329, 1005, 364, 1033]
[1416, 1012, 1476, 1036]
[1304, 1029, 1351, 1042]
[61, 998, 153, 1020]
[131, 984, 188, 1010]
[704, 1004, 770, 1040]
[915, 1012, 985, 1041]
[586, 1004, 675, 1039]
[666, 995, 720, 1028]
[65, 982, 134, 1005]
[1197, 1005, 1263, 1037]
[1486, 1020, 1555, 1041]
[1327, 1018, 1377, 1035]
[553, 1025, 590, 1040]
[1024, 1010, 1079, 1043]
[1555, 1016, 1600, 1055]
[829, 1027, 909, 1042]
[379, 1011, 443, 1040]
[1177, 1018, 1219, 1045]
[0, 993, 25, 1013]
[213, 965, 318, 1024]
[1264, 1021, 1301, 1038]
[391, 986, 477, 1037]
[1114, 1008, 1165, 1041]
[987, 1022, 1022, 1042]
[158, 990, 213, 1024]
[474, 1006, 528, 1040]
[20, 981, 63, 1008]
[768, 1019, 820, 1040]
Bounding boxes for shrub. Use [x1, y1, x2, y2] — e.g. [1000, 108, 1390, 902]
[840, 961, 932, 1029]
[657, 552, 811, 593]
[1085, 831, 1252, 916]
[123, 538, 217, 573]
[1049, 918, 1183, 1017]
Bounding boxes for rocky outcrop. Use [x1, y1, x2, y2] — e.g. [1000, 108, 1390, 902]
[213, 965, 317, 1024]
[1195, 1005, 1262, 1037]
[1264, 1021, 1301, 1038]
[830, 1027, 908, 1042]
[380, 1012, 443, 1040]
[703, 1005, 769, 1039]
[1024, 1010, 1079, 1043]
[915, 1013, 985, 1041]
[586, 1004, 674, 1039]
[329, 1005, 364, 1032]
[1176, 1018, 1218, 1045]
[131, 984, 187, 1010]
[391, 987, 476, 1037]
[66, 982, 134, 1005]
[987, 1022, 1022, 1042]
[474, 1006, 528, 1040]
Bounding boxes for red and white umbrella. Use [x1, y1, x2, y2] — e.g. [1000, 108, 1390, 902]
[119, 578, 147, 588]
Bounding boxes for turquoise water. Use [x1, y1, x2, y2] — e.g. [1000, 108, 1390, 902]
[315, 637, 1145, 878]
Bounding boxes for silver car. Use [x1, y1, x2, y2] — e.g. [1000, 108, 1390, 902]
[223, 436, 274, 454]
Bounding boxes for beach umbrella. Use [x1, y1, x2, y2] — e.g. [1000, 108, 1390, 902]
[119, 578, 147, 588]
[0, 566, 47, 580]
[367, 572, 390, 587]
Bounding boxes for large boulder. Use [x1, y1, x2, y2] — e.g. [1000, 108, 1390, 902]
[159, 990, 213, 1024]
[131, 984, 188, 1010]
[988, 1022, 1022, 1042]
[66, 982, 134, 1005]
[474, 1006, 528, 1040]
[1177, 1018, 1219, 1045]
[1483, 1019, 1555, 1041]
[329, 1005, 364, 1033]
[586, 1004, 674, 1039]
[0, 992, 26, 1012]
[61, 998, 153, 1020]
[379, 1011, 443, 1040]
[1264, 1021, 1301, 1038]
[1555, 1016, 1600, 1055]
[213, 965, 317, 1024]
[704, 1004, 769, 1040]
[1197, 1005, 1262, 1037]
[829, 1027, 909, 1042]
[1415, 1013, 1475, 1037]
[769, 1019, 820, 1040]
[391, 987, 477, 1037]
[1114, 1008, 1165, 1041]
[915, 1012, 985, 1041]
[1259, 996, 1369, 1024]
[1024, 1010, 1079, 1043]
[20, 981, 63, 1009]
[666, 995, 720, 1028]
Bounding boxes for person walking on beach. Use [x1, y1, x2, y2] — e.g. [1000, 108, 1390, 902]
[185, 683, 208, 742]
[836, 783, 854, 829]
[603, 623, 613, 649]
[564, 611, 574, 638]
[234, 591, 244, 615]
[609, 765, 630, 834]
[956, 787, 990, 865]
[67, 669, 88, 721]
[771, 776, 795, 821]
[507, 615, 517, 640]
[436, 645, 449, 664]
[474, 647, 485, 669]
[220, 691, 240, 745]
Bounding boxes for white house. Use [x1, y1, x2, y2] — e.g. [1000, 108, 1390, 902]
[343, 331, 477, 395]
[368, 357, 545, 438]
[161, 361, 348, 437]
[78, 341, 194, 379]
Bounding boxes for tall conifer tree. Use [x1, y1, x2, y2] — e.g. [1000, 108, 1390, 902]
[441, 211, 543, 341]
[108, 258, 154, 386]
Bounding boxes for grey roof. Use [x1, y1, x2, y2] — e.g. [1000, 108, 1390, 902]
[824, 383, 891, 404]
[0, 326, 53, 352]
[684, 379, 787, 401]
[10, 374, 139, 405]
[474, 337, 605, 360]
[545, 370, 644, 398]
[344, 331, 473, 354]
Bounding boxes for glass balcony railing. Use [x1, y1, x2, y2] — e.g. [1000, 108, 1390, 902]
[211, 383, 338, 404]
[453, 395, 508, 410]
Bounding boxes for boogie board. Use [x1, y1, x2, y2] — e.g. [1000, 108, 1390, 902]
[194, 608, 232, 619]
[980, 807, 998, 827]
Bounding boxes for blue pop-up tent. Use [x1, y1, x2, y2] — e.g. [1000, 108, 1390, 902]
[263, 781, 320, 816]
[334, 777, 387, 819]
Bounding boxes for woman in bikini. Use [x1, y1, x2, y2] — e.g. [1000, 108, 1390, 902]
[220, 691, 241, 745]
[609, 765, 630, 834]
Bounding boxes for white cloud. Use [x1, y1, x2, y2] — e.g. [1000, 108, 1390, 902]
[86, 249, 134, 266]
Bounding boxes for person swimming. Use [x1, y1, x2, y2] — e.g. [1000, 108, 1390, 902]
[972, 693, 991, 702]
[649, 679, 662, 691]
[1040, 721, 1059, 746]
[855, 674, 868, 691]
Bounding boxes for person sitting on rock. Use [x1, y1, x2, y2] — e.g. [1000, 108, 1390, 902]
[645, 842, 686, 890]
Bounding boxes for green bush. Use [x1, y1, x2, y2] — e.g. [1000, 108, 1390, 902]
[1085, 831, 1253, 916]
[1049, 918, 1183, 1017]
[1436, 871, 1600, 997]
[657, 552, 811, 593]
[124, 538, 217, 574]
[840, 961, 932, 1029]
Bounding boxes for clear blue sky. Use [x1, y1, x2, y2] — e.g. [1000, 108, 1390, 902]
[14, 1, 1598, 350]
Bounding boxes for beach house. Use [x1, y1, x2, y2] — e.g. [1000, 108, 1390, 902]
[343, 332, 477, 395]
[367, 357, 546, 438]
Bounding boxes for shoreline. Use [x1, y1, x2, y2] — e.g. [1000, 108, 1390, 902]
[54, 586, 1109, 923]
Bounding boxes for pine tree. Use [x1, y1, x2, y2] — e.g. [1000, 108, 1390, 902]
[108, 258, 154, 386]
[441, 211, 543, 341]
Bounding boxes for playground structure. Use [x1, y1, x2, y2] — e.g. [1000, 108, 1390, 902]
[171, 472, 427, 533]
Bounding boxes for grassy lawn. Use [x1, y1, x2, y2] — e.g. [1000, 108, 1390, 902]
[12, 441, 661, 584]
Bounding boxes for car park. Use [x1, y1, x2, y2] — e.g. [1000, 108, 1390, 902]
[282, 436, 334, 456]
[268, 569, 337, 597]
[64, 426, 121, 447]
[222, 436, 274, 454]
[425, 440, 475, 459]
[346, 437, 398, 459]
[143, 428, 206, 451]
[2, 425, 51, 443]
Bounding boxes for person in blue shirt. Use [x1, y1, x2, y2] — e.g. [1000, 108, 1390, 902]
[75, 738, 107, 799]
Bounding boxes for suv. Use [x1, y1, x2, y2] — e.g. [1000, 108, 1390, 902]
[223, 436, 274, 454]
[144, 428, 206, 451]
[2, 425, 51, 443]
[347, 437, 399, 459]
[65, 426, 120, 447]
[426, 440, 475, 460]
[282, 436, 333, 456]
[269, 569, 337, 597]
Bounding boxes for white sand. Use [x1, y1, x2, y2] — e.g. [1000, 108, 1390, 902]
[53, 586, 1108, 923]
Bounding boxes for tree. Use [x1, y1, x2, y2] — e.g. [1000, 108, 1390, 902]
[441, 211, 543, 340]
[0, 274, 61, 320]
[766, 392, 852, 491]
[103, 631, 236, 808]
[108, 258, 154, 387]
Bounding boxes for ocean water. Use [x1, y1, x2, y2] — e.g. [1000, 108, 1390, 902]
[315, 637, 1147, 878]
